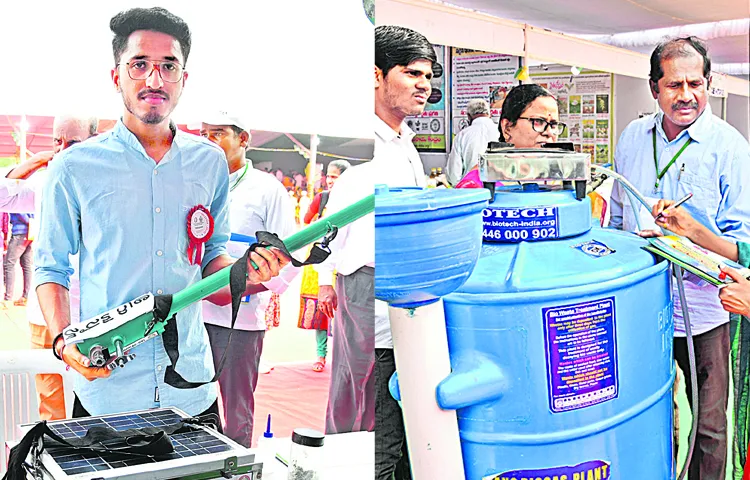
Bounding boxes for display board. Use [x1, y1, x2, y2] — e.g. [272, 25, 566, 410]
[530, 69, 614, 164]
[406, 44, 449, 152]
[451, 48, 520, 138]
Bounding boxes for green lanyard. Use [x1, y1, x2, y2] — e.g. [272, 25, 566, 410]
[230, 163, 249, 192]
[652, 129, 692, 191]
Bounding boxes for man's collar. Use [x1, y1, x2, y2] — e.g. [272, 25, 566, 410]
[374, 114, 415, 142]
[113, 119, 181, 159]
[652, 103, 712, 143]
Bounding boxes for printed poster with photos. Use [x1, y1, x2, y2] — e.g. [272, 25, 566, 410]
[406, 44, 448, 152]
[451, 48, 520, 139]
[530, 70, 614, 164]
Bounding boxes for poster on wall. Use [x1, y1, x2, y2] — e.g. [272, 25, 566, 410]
[406, 44, 448, 152]
[530, 70, 614, 164]
[451, 48, 520, 139]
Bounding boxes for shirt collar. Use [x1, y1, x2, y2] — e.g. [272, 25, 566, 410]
[113, 119, 180, 162]
[374, 114, 415, 143]
[471, 116, 495, 128]
[652, 103, 712, 144]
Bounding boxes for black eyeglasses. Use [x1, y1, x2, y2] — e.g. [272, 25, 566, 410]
[518, 117, 566, 135]
[117, 59, 184, 83]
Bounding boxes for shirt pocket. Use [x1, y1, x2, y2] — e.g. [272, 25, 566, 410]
[677, 171, 719, 213]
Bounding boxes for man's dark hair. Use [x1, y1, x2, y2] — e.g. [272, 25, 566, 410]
[375, 25, 437, 77]
[110, 7, 192, 65]
[649, 36, 711, 91]
[498, 84, 554, 142]
[228, 125, 244, 136]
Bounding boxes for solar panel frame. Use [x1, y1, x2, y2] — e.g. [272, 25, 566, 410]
[18, 407, 260, 480]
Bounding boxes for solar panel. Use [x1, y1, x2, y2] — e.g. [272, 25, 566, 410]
[19, 407, 262, 480]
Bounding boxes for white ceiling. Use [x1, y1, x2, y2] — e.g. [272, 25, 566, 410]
[440, 0, 749, 64]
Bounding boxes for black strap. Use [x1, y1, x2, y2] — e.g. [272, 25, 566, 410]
[2, 419, 207, 480]
[319, 191, 330, 215]
[161, 229, 337, 389]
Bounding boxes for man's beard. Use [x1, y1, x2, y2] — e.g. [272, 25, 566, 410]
[122, 91, 176, 125]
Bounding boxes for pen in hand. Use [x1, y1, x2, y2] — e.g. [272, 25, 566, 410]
[654, 192, 693, 221]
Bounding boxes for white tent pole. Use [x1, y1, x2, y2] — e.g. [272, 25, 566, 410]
[308, 134, 318, 196]
[20, 114, 28, 163]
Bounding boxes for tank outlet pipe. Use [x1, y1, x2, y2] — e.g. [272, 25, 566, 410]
[389, 300, 466, 479]
[389, 352, 509, 410]
[435, 352, 508, 410]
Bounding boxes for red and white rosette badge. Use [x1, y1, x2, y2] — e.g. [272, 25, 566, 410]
[186, 205, 214, 266]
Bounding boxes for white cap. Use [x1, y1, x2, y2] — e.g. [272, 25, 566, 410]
[200, 110, 248, 132]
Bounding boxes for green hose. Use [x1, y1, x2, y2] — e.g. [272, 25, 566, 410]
[167, 193, 374, 318]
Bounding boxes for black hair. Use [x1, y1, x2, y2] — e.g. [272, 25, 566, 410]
[110, 7, 191, 66]
[375, 25, 437, 77]
[228, 125, 244, 136]
[498, 84, 554, 142]
[649, 36, 711, 91]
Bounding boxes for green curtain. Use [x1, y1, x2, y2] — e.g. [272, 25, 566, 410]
[730, 241, 750, 479]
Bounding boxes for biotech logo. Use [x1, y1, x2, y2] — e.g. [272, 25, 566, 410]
[484, 460, 611, 480]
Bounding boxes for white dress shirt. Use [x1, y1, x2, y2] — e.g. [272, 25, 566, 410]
[445, 116, 499, 185]
[203, 163, 298, 331]
[316, 115, 426, 349]
[0, 171, 81, 326]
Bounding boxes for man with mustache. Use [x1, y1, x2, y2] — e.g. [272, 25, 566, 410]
[610, 36, 750, 478]
[33, 7, 289, 419]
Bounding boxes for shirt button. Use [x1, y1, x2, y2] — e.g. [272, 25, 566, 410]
[153, 170, 158, 176]
[155, 207, 161, 213]
[157, 365, 163, 372]
[156, 250, 163, 257]
[157, 289, 164, 295]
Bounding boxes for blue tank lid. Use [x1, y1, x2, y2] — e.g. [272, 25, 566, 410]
[375, 185, 490, 221]
[455, 227, 660, 295]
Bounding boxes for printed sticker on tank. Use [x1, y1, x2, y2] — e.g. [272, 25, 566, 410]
[482, 460, 611, 480]
[482, 206, 559, 242]
[570, 239, 615, 258]
[543, 297, 618, 413]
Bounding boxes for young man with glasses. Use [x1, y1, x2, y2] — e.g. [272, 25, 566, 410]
[33, 7, 289, 419]
[610, 36, 750, 478]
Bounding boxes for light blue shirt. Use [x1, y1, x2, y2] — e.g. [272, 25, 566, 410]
[34, 120, 230, 416]
[611, 104, 750, 335]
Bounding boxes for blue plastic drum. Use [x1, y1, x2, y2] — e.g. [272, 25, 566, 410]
[439, 190, 674, 480]
[375, 186, 490, 308]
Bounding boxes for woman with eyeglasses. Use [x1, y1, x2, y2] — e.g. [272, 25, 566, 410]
[498, 84, 565, 148]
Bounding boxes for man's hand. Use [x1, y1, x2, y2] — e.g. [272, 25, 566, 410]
[60, 343, 112, 381]
[651, 199, 699, 238]
[318, 285, 338, 319]
[7, 150, 55, 180]
[246, 247, 290, 284]
[719, 267, 750, 317]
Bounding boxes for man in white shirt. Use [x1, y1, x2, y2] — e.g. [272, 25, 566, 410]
[200, 112, 298, 447]
[0, 114, 98, 420]
[445, 99, 499, 185]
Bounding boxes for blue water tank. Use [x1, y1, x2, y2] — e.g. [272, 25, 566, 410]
[375, 185, 490, 308]
[439, 186, 674, 480]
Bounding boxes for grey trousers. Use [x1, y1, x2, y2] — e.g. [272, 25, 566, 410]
[205, 324, 265, 448]
[325, 266, 375, 434]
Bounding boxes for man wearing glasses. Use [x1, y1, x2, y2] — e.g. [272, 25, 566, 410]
[33, 7, 289, 419]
